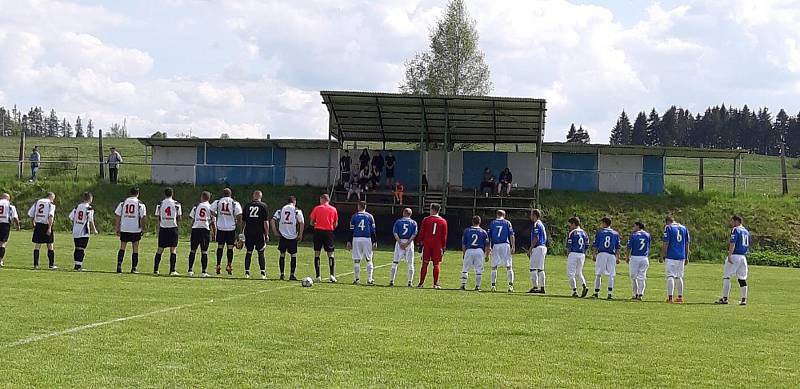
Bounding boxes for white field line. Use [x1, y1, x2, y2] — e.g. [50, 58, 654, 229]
[3, 262, 393, 349]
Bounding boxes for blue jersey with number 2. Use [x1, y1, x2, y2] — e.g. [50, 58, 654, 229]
[463, 227, 489, 250]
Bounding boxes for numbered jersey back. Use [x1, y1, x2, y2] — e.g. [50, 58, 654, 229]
[156, 199, 182, 228]
[69, 203, 94, 238]
[29, 199, 55, 225]
[190, 202, 213, 230]
[213, 197, 242, 231]
[273, 204, 304, 240]
[115, 198, 146, 233]
[0, 200, 17, 224]
[243, 201, 269, 234]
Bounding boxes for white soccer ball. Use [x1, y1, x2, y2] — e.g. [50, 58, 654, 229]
[301, 277, 314, 287]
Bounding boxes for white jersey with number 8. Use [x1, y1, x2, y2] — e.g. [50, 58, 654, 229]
[69, 203, 94, 238]
[115, 197, 146, 233]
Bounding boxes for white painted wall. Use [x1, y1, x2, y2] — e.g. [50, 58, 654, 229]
[151, 146, 196, 184]
[448, 151, 463, 189]
[423, 150, 463, 190]
[508, 152, 539, 189]
[598, 155, 643, 193]
[285, 149, 336, 186]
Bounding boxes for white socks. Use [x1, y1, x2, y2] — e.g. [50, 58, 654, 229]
[569, 277, 577, 290]
[666, 276, 675, 296]
[366, 260, 374, 282]
[507, 268, 515, 286]
[390, 263, 398, 283]
[491, 268, 498, 285]
[722, 278, 731, 298]
[475, 273, 482, 288]
[461, 272, 468, 286]
[407, 264, 414, 284]
[537, 270, 545, 288]
[594, 274, 602, 291]
[354, 261, 361, 281]
[741, 285, 748, 299]
[638, 279, 646, 296]
[676, 277, 684, 296]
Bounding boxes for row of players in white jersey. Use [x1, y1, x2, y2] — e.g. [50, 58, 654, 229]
[0, 191, 750, 305]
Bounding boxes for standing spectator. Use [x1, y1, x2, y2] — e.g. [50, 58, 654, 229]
[359, 149, 370, 171]
[421, 170, 428, 193]
[107, 147, 123, 184]
[385, 151, 396, 188]
[479, 168, 495, 196]
[497, 168, 513, 197]
[29, 146, 41, 182]
[371, 151, 384, 189]
[339, 150, 352, 186]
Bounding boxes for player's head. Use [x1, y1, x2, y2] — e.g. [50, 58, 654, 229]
[130, 187, 140, 197]
[287, 195, 296, 205]
[82, 191, 93, 204]
[402, 208, 412, 218]
[665, 215, 675, 224]
[344, 150, 349, 155]
[0, 193, 9, 201]
[634, 221, 645, 231]
[430, 203, 441, 215]
[46, 191, 55, 201]
[252, 190, 263, 201]
[568, 216, 580, 230]
[472, 215, 481, 226]
[530, 208, 541, 221]
[319, 194, 330, 204]
[222, 188, 232, 198]
[200, 191, 211, 202]
[496, 209, 506, 219]
[600, 216, 612, 228]
[164, 187, 174, 198]
[110, 147, 116, 151]
[731, 214, 743, 227]
[357, 201, 367, 211]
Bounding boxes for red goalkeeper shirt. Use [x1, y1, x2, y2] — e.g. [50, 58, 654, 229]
[418, 214, 448, 249]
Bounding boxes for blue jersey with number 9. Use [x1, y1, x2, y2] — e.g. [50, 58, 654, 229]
[567, 228, 589, 254]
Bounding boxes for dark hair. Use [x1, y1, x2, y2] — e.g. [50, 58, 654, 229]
[164, 187, 174, 197]
[634, 221, 645, 230]
[665, 215, 674, 223]
[430, 203, 441, 212]
[287, 196, 296, 204]
[201, 191, 211, 201]
[568, 216, 580, 226]
[472, 215, 481, 225]
[531, 209, 542, 219]
[222, 188, 232, 197]
[82, 191, 93, 201]
[358, 201, 367, 210]
[732, 214, 743, 223]
[601, 216, 612, 226]
[130, 187, 140, 196]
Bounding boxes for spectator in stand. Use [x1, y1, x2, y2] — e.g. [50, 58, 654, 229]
[107, 147, 123, 184]
[497, 168, 513, 197]
[385, 151, 396, 189]
[339, 150, 352, 186]
[421, 171, 428, 193]
[346, 171, 362, 201]
[359, 149, 370, 171]
[480, 168, 495, 196]
[358, 166, 371, 193]
[394, 181, 405, 205]
[371, 151, 384, 189]
[29, 146, 41, 182]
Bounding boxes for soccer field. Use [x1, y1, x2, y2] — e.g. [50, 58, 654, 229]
[1, 235, 798, 387]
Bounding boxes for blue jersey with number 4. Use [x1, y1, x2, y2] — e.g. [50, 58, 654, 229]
[627, 231, 651, 257]
[350, 212, 376, 238]
[489, 219, 514, 245]
[463, 227, 489, 250]
[393, 217, 418, 240]
[594, 228, 621, 254]
[662, 223, 690, 260]
[567, 228, 589, 254]
[730, 226, 749, 255]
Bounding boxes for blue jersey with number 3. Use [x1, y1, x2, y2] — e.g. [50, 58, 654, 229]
[489, 219, 514, 245]
[627, 231, 651, 257]
[730, 226, 749, 255]
[350, 212, 376, 238]
[567, 228, 589, 254]
[393, 218, 418, 240]
[463, 227, 489, 250]
[662, 223, 690, 260]
[594, 228, 621, 254]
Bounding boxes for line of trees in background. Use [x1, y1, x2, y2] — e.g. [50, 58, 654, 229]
[608, 105, 800, 157]
[0, 105, 129, 138]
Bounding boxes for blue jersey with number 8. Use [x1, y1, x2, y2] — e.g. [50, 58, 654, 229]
[594, 228, 621, 254]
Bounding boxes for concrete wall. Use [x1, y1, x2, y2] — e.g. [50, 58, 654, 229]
[285, 149, 336, 186]
[151, 146, 196, 184]
[598, 155, 643, 193]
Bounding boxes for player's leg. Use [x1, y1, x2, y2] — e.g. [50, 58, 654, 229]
[638, 259, 649, 299]
[226, 244, 235, 275]
[117, 240, 128, 273]
[326, 233, 336, 282]
[313, 248, 321, 281]
[277, 238, 286, 279]
[606, 257, 615, 299]
[129, 239, 140, 273]
[506, 247, 515, 292]
[432, 256, 442, 289]
[200, 232, 210, 276]
[674, 262, 685, 302]
[45, 241, 56, 269]
[629, 259, 638, 299]
[244, 245, 253, 278]
[460, 254, 471, 290]
[576, 255, 588, 297]
[168, 246, 178, 275]
[154, 246, 165, 274]
[0, 240, 6, 267]
[738, 257, 748, 304]
[257, 243, 267, 279]
[536, 247, 546, 293]
[390, 243, 401, 286]
[73, 238, 86, 271]
[406, 244, 415, 287]
[365, 243, 375, 284]
[33, 242, 42, 268]
[418, 248, 430, 287]
[188, 231, 199, 276]
[288, 240, 298, 280]
[216, 242, 224, 273]
[665, 261, 675, 302]
[475, 255, 484, 291]
[352, 239, 362, 284]
[592, 255, 603, 298]
[567, 254, 578, 296]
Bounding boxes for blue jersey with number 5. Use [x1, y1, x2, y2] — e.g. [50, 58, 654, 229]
[730, 226, 749, 255]
[594, 228, 621, 254]
[662, 223, 690, 260]
[489, 219, 514, 245]
[350, 212, 376, 238]
[393, 217, 417, 240]
[627, 231, 651, 257]
[567, 228, 589, 254]
[463, 227, 489, 250]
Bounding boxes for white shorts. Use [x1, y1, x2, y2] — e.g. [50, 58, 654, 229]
[351, 237, 373, 261]
[595, 252, 617, 276]
[529, 246, 547, 269]
[462, 248, 485, 274]
[491, 243, 513, 268]
[629, 256, 649, 281]
[393, 239, 415, 264]
[665, 259, 685, 278]
[724, 254, 748, 280]
[566, 252, 585, 278]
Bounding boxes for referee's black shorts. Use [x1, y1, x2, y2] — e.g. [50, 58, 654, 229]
[313, 230, 335, 252]
[278, 236, 298, 255]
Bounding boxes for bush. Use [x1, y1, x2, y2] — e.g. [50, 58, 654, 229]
[748, 251, 800, 268]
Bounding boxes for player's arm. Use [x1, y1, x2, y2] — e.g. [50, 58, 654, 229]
[262, 220, 270, 240]
[270, 217, 279, 237]
[370, 216, 377, 248]
[90, 214, 98, 234]
[510, 234, 516, 255]
[13, 213, 20, 230]
[625, 241, 632, 263]
[46, 211, 54, 235]
[659, 226, 668, 262]
[440, 222, 448, 252]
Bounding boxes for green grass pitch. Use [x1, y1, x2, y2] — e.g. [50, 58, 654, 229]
[0, 235, 798, 387]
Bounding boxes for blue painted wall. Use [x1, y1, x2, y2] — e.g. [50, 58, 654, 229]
[462, 151, 508, 189]
[195, 146, 286, 185]
[389, 150, 421, 190]
[551, 153, 599, 191]
[642, 155, 665, 194]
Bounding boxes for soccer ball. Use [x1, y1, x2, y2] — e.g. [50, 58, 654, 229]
[301, 277, 314, 288]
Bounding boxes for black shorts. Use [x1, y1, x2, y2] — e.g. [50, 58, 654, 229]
[32, 223, 54, 244]
[216, 230, 236, 245]
[0, 223, 10, 242]
[190, 228, 211, 251]
[386, 168, 395, 178]
[73, 237, 90, 249]
[278, 236, 298, 255]
[158, 227, 179, 248]
[245, 231, 266, 252]
[120, 232, 142, 243]
[313, 231, 335, 252]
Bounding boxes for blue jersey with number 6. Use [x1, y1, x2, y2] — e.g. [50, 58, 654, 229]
[463, 226, 489, 250]
[567, 228, 589, 254]
[730, 226, 749, 255]
[627, 231, 651, 257]
[489, 219, 514, 245]
[350, 212, 376, 238]
[594, 228, 620, 254]
[393, 217, 417, 240]
[662, 223, 690, 260]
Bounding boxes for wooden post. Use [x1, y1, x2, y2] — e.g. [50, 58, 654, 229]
[98, 130, 105, 179]
[442, 101, 450, 213]
[326, 131, 332, 193]
[17, 130, 25, 180]
[698, 158, 704, 192]
[781, 142, 789, 195]
[732, 156, 737, 197]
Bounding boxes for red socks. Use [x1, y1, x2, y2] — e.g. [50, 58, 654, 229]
[433, 263, 441, 285]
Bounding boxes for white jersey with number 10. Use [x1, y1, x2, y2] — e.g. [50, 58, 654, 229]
[115, 197, 146, 233]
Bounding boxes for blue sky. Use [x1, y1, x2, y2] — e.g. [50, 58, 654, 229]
[1, 0, 799, 142]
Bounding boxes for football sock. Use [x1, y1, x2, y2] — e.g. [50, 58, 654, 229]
[131, 252, 138, 270]
[117, 250, 125, 267]
[460, 271, 468, 287]
[200, 252, 208, 273]
[188, 251, 196, 272]
[328, 256, 335, 276]
[73, 249, 79, 263]
[33, 249, 40, 267]
[419, 261, 428, 284]
[314, 256, 321, 278]
[169, 253, 177, 273]
[594, 274, 602, 292]
[578, 271, 587, 287]
[676, 277, 684, 296]
[666, 276, 675, 297]
[226, 249, 234, 266]
[607, 275, 615, 290]
[279, 255, 286, 275]
[244, 252, 252, 272]
[47, 250, 55, 267]
[475, 272, 482, 287]
[569, 277, 577, 291]
[290, 255, 297, 275]
[536, 270, 544, 287]
[0, 247, 5, 260]
[491, 268, 498, 286]
[530, 270, 538, 288]
[354, 260, 362, 281]
[740, 285, 748, 299]
[631, 279, 638, 296]
[407, 262, 415, 284]
[507, 267, 514, 286]
[216, 248, 224, 267]
[258, 251, 266, 272]
[722, 278, 731, 298]
[154, 253, 162, 272]
[366, 260, 374, 281]
[390, 262, 398, 282]
[432, 263, 441, 285]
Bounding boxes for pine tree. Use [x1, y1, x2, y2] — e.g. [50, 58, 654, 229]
[609, 111, 632, 145]
[47, 109, 59, 138]
[645, 109, 660, 146]
[566, 123, 578, 143]
[787, 112, 800, 157]
[75, 116, 84, 138]
[567, 124, 590, 144]
[86, 119, 94, 138]
[631, 112, 648, 146]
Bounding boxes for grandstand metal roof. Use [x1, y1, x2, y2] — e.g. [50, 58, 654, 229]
[320, 91, 546, 144]
[542, 143, 749, 159]
[138, 138, 337, 149]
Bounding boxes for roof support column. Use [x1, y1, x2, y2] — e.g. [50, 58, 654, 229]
[419, 99, 428, 214]
[534, 106, 545, 208]
[326, 129, 333, 193]
[442, 101, 450, 213]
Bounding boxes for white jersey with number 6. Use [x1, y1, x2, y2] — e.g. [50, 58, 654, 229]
[0, 199, 18, 224]
[28, 198, 56, 225]
[115, 197, 146, 233]
[190, 202, 214, 230]
[69, 203, 94, 238]
[155, 198, 182, 228]
[211, 197, 242, 232]
[273, 204, 304, 240]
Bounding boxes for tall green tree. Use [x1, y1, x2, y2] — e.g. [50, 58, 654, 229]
[645, 109, 660, 146]
[566, 123, 590, 144]
[631, 111, 648, 145]
[75, 116, 84, 138]
[399, 0, 491, 95]
[609, 111, 632, 145]
[86, 119, 94, 138]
